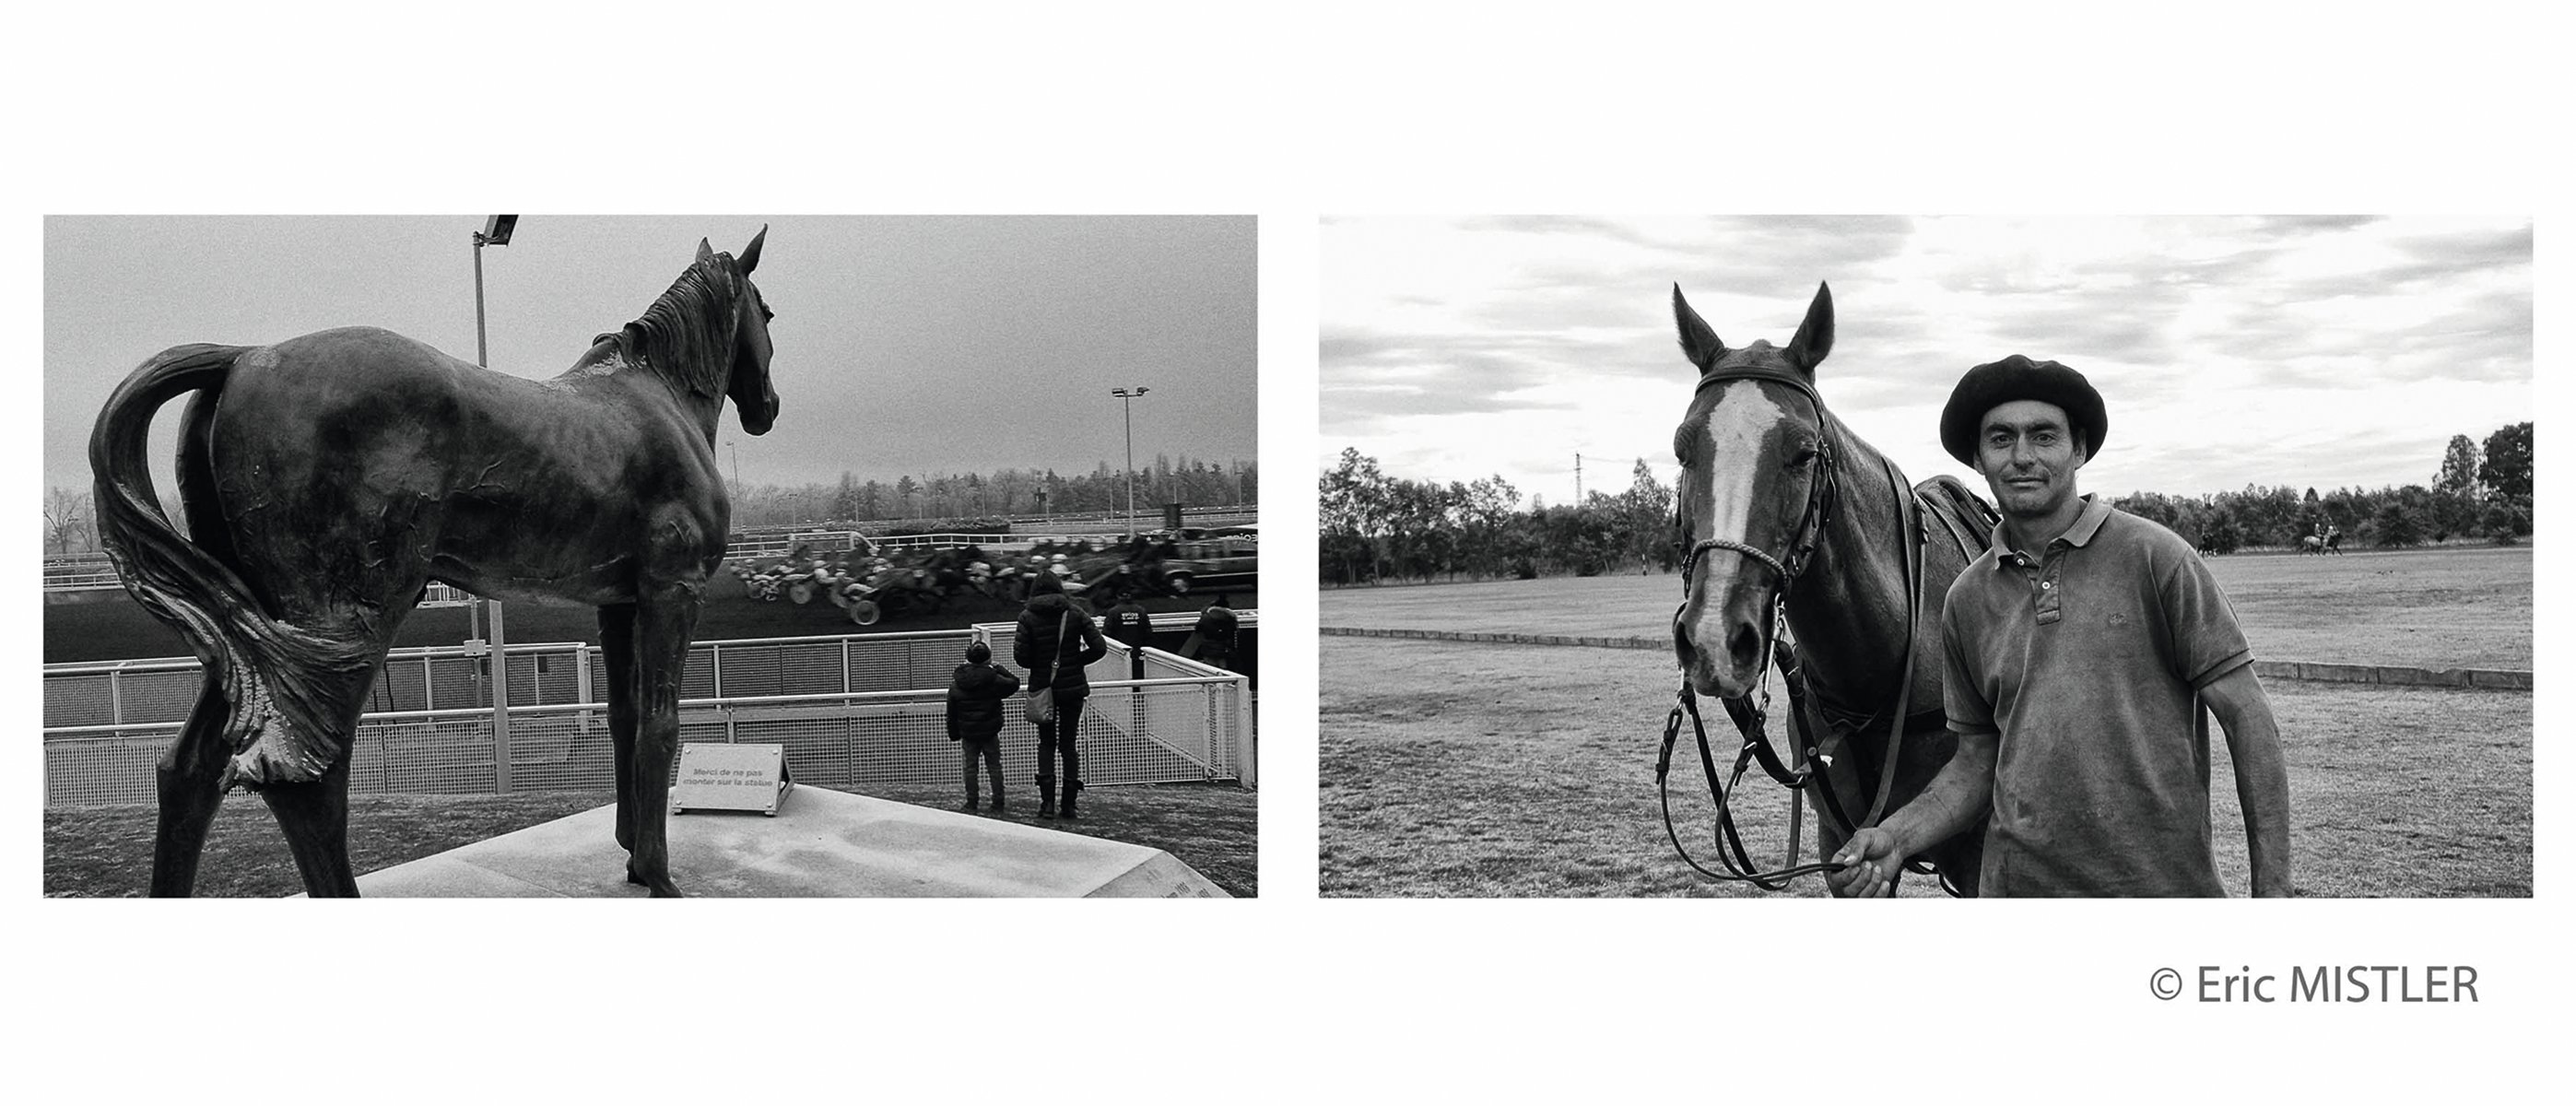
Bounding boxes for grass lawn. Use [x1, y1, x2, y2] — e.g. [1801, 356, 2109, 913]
[1323, 544, 2532, 670]
[45, 780, 1256, 899]
[1320, 635, 2528, 898]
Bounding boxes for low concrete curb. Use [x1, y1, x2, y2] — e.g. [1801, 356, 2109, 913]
[1322, 627, 2533, 691]
[2246, 660, 2533, 690]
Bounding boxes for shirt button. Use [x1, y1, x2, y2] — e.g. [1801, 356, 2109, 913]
[2041, 582, 2053, 589]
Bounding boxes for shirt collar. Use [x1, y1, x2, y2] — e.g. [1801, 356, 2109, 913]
[1989, 495, 2111, 568]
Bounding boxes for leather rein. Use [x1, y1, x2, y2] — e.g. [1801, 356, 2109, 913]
[1660, 366, 1935, 891]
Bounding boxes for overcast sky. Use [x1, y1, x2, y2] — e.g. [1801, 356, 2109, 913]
[1320, 216, 2531, 505]
[45, 215, 1255, 495]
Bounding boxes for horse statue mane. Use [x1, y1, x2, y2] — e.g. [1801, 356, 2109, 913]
[597, 247, 756, 401]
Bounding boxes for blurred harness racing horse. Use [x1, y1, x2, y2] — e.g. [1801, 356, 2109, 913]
[1663, 282, 1997, 895]
[91, 228, 780, 898]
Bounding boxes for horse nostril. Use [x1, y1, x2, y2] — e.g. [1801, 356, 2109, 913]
[1727, 622, 1761, 669]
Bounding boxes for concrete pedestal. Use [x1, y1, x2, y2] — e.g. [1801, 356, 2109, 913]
[345, 786, 1229, 898]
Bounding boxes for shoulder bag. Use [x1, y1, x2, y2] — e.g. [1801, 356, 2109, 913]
[1024, 611, 1073, 725]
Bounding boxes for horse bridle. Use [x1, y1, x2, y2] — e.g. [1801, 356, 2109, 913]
[1676, 370, 1838, 603]
[1661, 365, 1935, 891]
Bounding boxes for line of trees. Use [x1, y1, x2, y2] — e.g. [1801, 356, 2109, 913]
[2127, 422, 2532, 554]
[731, 453, 1258, 530]
[1319, 422, 2534, 584]
[42, 453, 1259, 556]
[1321, 447, 1676, 583]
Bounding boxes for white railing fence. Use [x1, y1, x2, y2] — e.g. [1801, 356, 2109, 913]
[41, 626, 1253, 808]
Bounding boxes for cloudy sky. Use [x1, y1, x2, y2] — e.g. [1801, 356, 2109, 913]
[45, 215, 1255, 496]
[1320, 216, 2531, 505]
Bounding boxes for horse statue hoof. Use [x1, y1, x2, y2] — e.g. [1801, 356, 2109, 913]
[628, 863, 686, 898]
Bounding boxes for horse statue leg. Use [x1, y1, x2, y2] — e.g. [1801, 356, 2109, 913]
[598, 603, 641, 856]
[609, 580, 704, 898]
[155, 672, 365, 899]
[149, 677, 236, 896]
[252, 615, 405, 898]
[257, 731, 365, 897]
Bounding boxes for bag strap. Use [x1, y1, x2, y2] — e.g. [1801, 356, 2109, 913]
[1037, 610, 1072, 688]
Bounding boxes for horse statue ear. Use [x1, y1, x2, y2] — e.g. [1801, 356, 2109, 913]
[697, 238, 715, 264]
[1673, 284, 1727, 372]
[739, 225, 767, 274]
[1783, 281, 1833, 373]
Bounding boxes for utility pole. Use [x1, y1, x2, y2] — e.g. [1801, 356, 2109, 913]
[472, 215, 518, 792]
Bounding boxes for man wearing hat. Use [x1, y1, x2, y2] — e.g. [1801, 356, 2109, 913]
[1829, 356, 2292, 898]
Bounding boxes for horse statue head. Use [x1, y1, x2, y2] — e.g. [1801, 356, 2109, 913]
[1670, 282, 1837, 699]
[706, 226, 779, 436]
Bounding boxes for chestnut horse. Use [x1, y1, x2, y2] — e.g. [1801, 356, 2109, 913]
[1667, 282, 1994, 895]
[90, 229, 779, 897]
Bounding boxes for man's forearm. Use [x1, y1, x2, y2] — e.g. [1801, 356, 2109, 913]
[2205, 667, 2294, 897]
[1880, 730, 1998, 857]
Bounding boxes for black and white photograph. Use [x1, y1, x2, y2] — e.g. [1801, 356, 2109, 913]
[11, 7, 2570, 1102]
[1320, 215, 2531, 898]
[41, 215, 1259, 898]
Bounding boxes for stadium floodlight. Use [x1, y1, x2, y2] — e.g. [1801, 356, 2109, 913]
[471, 215, 520, 367]
[1112, 387, 1151, 538]
[468, 215, 520, 782]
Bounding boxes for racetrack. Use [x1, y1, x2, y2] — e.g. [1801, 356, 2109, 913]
[46, 575, 1261, 668]
[1320, 544, 2533, 898]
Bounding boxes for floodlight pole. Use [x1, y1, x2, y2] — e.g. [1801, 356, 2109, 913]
[1112, 386, 1149, 538]
[472, 218, 516, 791]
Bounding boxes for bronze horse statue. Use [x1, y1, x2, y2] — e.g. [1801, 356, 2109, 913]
[1666, 282, 1994, 895]
[90, 229, 779, 897]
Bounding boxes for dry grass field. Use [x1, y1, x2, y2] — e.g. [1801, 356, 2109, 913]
[1323, 545, 2530, 669]
[1320, 545, 2532, 898]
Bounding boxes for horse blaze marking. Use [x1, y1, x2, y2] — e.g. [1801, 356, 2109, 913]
[1692, 381, 1789, 589]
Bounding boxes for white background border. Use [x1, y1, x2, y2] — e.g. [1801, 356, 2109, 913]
[8, 4, 2561, 1100]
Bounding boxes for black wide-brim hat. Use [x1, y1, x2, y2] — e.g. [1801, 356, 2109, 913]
[1939, 355, 2108, 466]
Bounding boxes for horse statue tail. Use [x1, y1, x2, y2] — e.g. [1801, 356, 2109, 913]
[88, 344, 374, 789]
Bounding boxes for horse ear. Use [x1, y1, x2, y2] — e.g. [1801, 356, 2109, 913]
[1673, 284, 1727, 372]
[1783, 281, 1833, 373]
[697, 238, 715, 264]
[739, 225, 767, 274]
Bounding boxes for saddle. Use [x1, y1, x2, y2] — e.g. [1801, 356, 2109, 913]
[1914, 475, 2000, 561]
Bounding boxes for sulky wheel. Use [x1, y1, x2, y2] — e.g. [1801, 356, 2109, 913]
[849, 600, 881, 625]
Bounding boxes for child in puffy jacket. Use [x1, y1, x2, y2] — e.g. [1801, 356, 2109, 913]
[946, 639, 1020, 812]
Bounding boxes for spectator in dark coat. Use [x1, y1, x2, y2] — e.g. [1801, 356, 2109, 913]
[946, 640, 1020, 812]
[1104, 596, 1155, 680]
[1016, 572, 1109, 818]
[1190, 594, 1240, 671]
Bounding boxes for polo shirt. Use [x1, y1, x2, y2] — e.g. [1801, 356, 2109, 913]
[1940, 495, 2253, 897]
